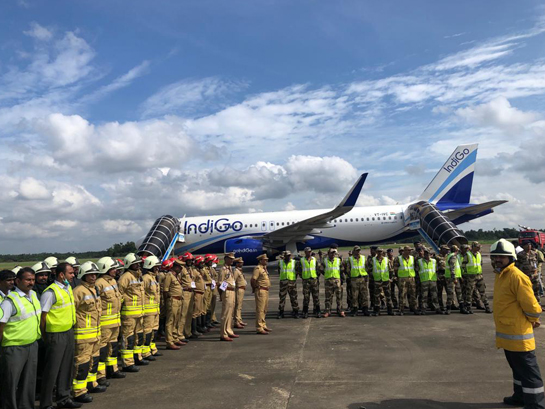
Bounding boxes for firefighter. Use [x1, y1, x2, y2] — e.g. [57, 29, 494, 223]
[72, 262, 105, 403]
[141, 256, 162, 360]
[95, 257, 125, 383]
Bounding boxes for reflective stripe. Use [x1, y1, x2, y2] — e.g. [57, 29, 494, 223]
[397, 256, 415, 278]
[514, 379, 522, 386]
[8, 295, 41, 321]
[523, 386, 545, 394]
[445, 253, 462, 278]
[279, 260, 296, 281]
[120, 349, 133, 358]
[418, 259, 437, 282]
[82, 295, 96, 301]
[524, 311, 541, 318]
[142, 345, 151, 354]
[129, 280, 140, 285]
[496, 332, 534, 340]
[301, 257, 317, 279]
[107, 357, 117, 366]
[324, 258, 341, 279]
[372, 257, 389, 282]
[103, 285, 118, 292]
[349, 256, 367, 278]
[72, 379, 87, 391]
[97, 362, 106, 372]
[86, 372, 97, 383]
[466, 252, 482, 275]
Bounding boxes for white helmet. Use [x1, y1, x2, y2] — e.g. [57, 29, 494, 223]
[490, 239, 517, 260]
[44, 256, 59, 269]
[124, 253, 142, 269]
[78, 261, 101, 280]
[32, 261, 51, 275]
[65, 256, 81, 267]
[143, 255, 161, 270]
[12, 265, 22, 274]
[96, 257, 117, 274]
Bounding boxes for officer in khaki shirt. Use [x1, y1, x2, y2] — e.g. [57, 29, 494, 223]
[233, 257, 248, 329]
[163, 259, 186, 350]
[179, 253, 197, 339]
[202, 255, 214, 329]
[193, 256, 208, 334]
[218, 253, 238, 341]
[251, 254, 271, 335]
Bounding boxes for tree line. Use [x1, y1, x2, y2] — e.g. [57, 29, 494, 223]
[0, 241, 137, 263]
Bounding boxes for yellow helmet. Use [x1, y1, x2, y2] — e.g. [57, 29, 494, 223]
[96, 257, 117, 274]
[124, 253, 142, 269]
[78, 261, 101, 280]
[143, 256, 161, 270]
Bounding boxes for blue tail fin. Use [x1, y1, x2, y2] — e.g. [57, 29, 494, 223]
[418, 144, 478, 205]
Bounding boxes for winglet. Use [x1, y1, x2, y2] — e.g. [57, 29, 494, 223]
[338, 173, 368, 209]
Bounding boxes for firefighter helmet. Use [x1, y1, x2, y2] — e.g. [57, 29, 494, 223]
[97, 257, 117, 274]
[143, 256, 161, 270]
[78, 261, 101, 279]
[65, 256, 81, 267]
[490, 239, 517, 260]
[124, 253, 142, 269]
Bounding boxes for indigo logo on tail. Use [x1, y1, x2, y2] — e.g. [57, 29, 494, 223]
[443, 148, 470, 174]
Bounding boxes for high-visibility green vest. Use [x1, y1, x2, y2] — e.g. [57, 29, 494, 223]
[372, 257, 389, 282]
[418, 258, 437, 282]
[397, 256, 415, 278]
[279, 260, 296, 281]
[2, 290, 41, 347]
[466, 252, 482, 275]
[301, 257, 317, 279]
[0, 291, 6, 321]
[349, 256, 367, 278]
[45, 283, 76, 333]
[445, 253, 462, 278]
[324, 258, 341, 279]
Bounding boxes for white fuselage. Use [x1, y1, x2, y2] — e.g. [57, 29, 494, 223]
[174, 205, 409, 254]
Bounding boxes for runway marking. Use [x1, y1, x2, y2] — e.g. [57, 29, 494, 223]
[285, 316, 312, 408]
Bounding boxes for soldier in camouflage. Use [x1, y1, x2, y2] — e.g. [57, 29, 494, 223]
[461, 242, 492, 314]
[296, 247, 321, 318]
[435, 245, 449, 309]
[322, 249, 345, 318]
[387, 248, 399, 309]
[277, 251, 299, 318]
[394, 246, 418, 315]
[346, 246, 370, 316]
[516, 241, 540, 303]
[444, 244, 463, 314]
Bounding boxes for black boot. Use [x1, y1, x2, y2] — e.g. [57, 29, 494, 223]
[315, 308, 322, 318]
[277, 310, 284, 319]
[350, 307, 358, 317]
[97, 377, 110, 387]
[485, 305, 492, 314]
[292, 310, 299, 319]
[444, 307, 451, 315]
[191, 318, 201, 338]
[387, 306, 394, 316]
[302, 307, 308, 319]
[363, 307, 371, 316]
[372, 306, 380, 316]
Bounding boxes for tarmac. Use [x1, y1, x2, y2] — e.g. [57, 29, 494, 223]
[91, 246, 545, 409]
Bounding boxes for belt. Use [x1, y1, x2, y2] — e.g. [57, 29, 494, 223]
[171, 296, 182, 300]
[206, 283, 212, 287]
[183, 288, 193, 292]
[194, 290, 205, 295]
[259, 287, 269, 291]
[237, 286, 246, 290]
[226, 288, 235, 291]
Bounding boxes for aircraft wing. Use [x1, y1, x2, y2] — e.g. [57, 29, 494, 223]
[260, 173, 368, 248]
[444, 200, 507, 221]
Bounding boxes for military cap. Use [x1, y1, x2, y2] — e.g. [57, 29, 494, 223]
[234, 257, 244, 263]
[174, 259, 186, 266]
[450, 244, 459, 252]
[0, 269, 16, 281]
[224, 252, 236, 259]
[256, 254, 269, 261]
[284, 250, 292, 256]
[376, 248, 384, 253]
[304, 247, 312, 252]
[329, 248, 338, 254]
[440, 245, 449, 251]
[461, 244, 470, 249]
[386, 248, 394, 253]
[402, 246, 412, 251]
[471, 241, 481, 248]
[330, 243, 339, 249]
[423, 247, 431, 254]
[370, 246, 378, 250]
[353, 245, 361, 251]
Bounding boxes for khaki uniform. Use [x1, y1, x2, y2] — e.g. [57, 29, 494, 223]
[163, 271, 184, 346]
[73, 281, 101, 397]
[193, 267, 206, 319]
[142, 272, 160, 357]
[219, 265, 236, 338]
[95, 274, 122, 380]
[252, 265, 270, 332]
[180, 266, 196, 338]
[118, 269, 144, 367]
[233, 267, 247, 326]
[208, 266, 219, 322]
[202, 266, 213, 322]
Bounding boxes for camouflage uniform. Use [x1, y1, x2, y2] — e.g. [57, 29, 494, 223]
[445, 254, 463, 309]
[435, 251, 447, 308]
[278, 258, 298, 315]
[388, 255, 399, 308]
[461, 250, 490, 312]
[394, 255, 417, 313]
[516, 249, 540, 303]
[322, 256, 343, 314]
[296, 257, 321, 315]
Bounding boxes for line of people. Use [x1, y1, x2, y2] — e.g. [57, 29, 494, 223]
[276, 241, 496, 318]
[0, 250, 273, 409]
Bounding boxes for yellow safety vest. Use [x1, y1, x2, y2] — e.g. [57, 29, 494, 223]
[324, 258, 341, 279]
[349, 256, 367, 278]
[2, 291, 41, 347]
[45, 283, 76, 333]
[372, 257, 389, 282]
[301, 257, 317, 279]
[418, 259, 437, 282]
[397, 256, 415, 278]
[466, 252, 482, 275]
[445, 253, 462, 278]
[279, 260, 296, 281]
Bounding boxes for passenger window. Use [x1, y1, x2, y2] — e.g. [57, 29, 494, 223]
[372, 217, 375, 221]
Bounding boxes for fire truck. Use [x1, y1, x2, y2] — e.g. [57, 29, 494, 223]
[518, 225, 545, 248]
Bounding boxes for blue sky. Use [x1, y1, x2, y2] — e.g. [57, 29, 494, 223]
[1, 0, 545, 252]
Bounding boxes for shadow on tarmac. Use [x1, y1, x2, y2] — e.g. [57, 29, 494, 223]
[348, 400, 501, 409]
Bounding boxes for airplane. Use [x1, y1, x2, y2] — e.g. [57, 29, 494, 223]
[137, 143, 507, 264]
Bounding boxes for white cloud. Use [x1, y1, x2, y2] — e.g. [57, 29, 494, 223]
[23, 22, 53, 41]
[18, 177, 51, 200]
